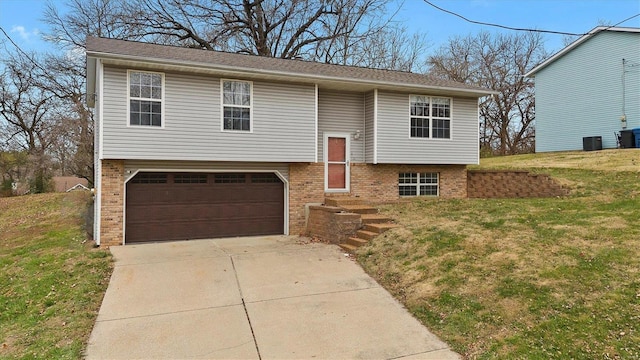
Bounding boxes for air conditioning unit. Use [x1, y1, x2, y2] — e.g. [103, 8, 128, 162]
[582, 136, 602, 151]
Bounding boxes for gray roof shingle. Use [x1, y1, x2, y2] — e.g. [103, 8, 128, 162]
[86, 36, 491, 95]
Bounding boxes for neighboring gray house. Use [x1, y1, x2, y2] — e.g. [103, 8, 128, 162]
[86, 37, 492, 247]
[525, 27, 640, 152]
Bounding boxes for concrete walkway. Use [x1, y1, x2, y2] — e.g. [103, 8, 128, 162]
[85, 236, 459, 359]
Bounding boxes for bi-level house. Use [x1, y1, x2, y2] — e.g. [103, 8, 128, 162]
[86, 37, 493, 246]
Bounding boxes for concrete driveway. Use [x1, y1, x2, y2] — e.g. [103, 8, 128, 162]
[85, 236, 459, 359]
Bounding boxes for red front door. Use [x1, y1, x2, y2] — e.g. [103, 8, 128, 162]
[325, 134, 349, 191]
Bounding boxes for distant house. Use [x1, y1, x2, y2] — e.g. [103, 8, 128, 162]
[525, 27, 640, 152]
[53, 176, 90, 192]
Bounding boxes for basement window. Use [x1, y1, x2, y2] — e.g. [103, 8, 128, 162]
[399, 172, 439, 197]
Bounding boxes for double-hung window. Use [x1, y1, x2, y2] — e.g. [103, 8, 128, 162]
[129, 71, 163, 127]
[399, 172, 439, 196]
[410, 95, 451, 139]
[222, 80, 252, 131]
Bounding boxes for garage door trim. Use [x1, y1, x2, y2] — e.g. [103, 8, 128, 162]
[123, 168, 289, 244]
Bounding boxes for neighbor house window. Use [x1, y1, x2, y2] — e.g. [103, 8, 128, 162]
[410, 96, 451, 139]
[399, 172, 439, 196]
[129, 71, 163, 127]
[222, 80, 252, 131]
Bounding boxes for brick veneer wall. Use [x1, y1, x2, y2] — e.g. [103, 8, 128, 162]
[306, 205, 362, 244]
[467, 170, 569, 198]
[350, 164, 467, 201]
[289, 163, 468, 235]
[100, 159, 124, 247]
[288, 163, 326, 235]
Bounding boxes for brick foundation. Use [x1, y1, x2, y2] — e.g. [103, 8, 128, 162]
[467, 170, 569, 198]
[288, 163, 326, 235]
[97, 161, 468, 245]
[350, 163, 467, 201]
[99, 159, 124, 247]
[288, 163, 468, 235]
[306, 205, 362, 244]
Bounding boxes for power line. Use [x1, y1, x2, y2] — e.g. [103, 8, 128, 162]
[422, 0, 640, 36]
[0, 25, 50, 74]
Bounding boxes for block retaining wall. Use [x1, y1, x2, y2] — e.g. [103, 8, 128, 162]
[467, 170, 569, 198]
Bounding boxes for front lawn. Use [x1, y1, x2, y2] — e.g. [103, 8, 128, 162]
[0, 193, 113, 359]
[358, 150, 640, 359]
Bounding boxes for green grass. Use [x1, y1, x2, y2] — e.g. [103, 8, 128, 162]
[0, 193, 113, 359]
[357, 150, 640, 359]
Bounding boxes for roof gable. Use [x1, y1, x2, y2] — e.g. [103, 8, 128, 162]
[525, 26, 640, 77]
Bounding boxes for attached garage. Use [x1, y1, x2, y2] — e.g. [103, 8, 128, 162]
[125, 172, 285, 243]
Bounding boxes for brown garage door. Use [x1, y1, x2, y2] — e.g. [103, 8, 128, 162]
[125, 172, 284, 243]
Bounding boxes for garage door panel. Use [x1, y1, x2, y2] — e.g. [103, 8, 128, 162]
[126, 172, 284, 243]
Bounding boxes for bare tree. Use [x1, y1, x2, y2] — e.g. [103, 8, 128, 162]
[40, 53, 95, 184]
[117, 0, 394, 59]
[428, 31, 548, 155]
[0, 53, 58, 192]
[43, 0, 142, 49]
[319, 24, 430, 71]
[0, 150, 29, 196]
[44, 0, 427, 66]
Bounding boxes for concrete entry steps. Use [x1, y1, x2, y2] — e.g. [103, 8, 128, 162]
[325, 196, 398, 253]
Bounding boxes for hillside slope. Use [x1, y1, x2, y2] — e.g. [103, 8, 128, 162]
[358, 150, 640, 359]
[0, 193, 113, 359]
[477, 148, 640, 172]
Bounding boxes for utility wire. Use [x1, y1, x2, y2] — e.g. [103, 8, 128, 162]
[422, 0, 640, 36]
[0, 25, 50, 74]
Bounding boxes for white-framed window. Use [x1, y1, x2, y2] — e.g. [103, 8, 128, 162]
[399, 172, 439, 196]
[410, 95, 451, 139]
[128, 70, 164, 127]
[221, 80, 252, 131]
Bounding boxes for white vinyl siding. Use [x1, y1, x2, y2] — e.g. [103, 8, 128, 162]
[101, 67, 316, 162]
[364, 91, 375, 163]
[535, 31, 640, 152]
[317, 90, 365, 163]
[376, 91, 479, 164]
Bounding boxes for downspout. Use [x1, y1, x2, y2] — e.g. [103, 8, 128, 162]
[621, 58, 627, 129]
